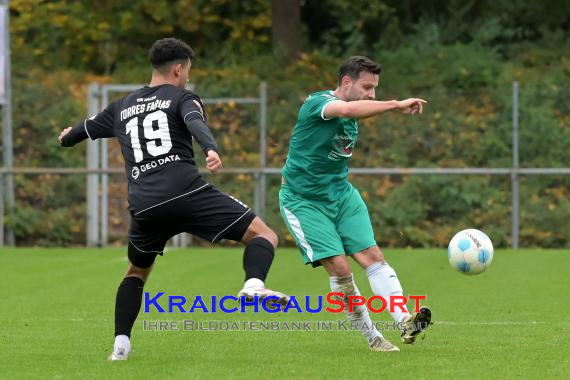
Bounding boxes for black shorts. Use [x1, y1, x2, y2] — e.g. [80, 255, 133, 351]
[128, 183, 256, 268]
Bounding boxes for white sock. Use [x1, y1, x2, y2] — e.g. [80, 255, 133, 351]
[114, 334, 131, 352]
[244, 278, 264, 289]
[366, 262, 409, 323]
[330, 274, 382, 342]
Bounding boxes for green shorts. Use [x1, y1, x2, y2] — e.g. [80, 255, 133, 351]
[279, 184, 377, 267]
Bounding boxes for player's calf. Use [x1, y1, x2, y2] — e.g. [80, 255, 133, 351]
[239, 220, 289, 307]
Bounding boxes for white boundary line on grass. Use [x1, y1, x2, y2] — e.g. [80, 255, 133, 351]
[434, 321, 547, 325]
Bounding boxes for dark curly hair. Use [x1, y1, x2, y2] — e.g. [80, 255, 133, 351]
[149, 38, 195, 71]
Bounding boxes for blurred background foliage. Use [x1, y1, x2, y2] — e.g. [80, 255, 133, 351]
[3, 0, 570, 247]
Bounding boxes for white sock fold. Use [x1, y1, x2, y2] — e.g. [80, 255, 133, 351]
[366, 262, 409, 323]
[114, 334, 131, 352]
[329, 274, 382, 342]
[243, 278, 265, 289]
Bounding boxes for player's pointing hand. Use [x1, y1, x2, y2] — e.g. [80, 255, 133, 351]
[206, 150, 223, 173]
[397, 98, 427, 114]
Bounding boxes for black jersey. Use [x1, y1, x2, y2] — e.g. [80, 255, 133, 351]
[84, 84, 212, 213]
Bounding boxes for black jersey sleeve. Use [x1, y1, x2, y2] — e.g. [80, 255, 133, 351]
[186, 118, 219, 154]
[179, 93, 219, 154]
[84, 100, 117, 140]
[180, 93, 207, 123]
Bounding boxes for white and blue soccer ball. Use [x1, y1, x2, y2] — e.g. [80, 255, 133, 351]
[448, 229, 494, 275]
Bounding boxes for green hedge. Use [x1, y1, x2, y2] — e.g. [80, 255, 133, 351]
[5, 1, 569, 247]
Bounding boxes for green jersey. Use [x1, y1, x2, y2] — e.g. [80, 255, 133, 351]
[282, 90, 359, 201]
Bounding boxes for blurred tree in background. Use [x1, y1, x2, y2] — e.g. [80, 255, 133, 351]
[3, 0, 570, 247]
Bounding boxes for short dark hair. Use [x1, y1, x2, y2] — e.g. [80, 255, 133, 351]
[149, 38, 195, 71]
[337, 56, 381, 86]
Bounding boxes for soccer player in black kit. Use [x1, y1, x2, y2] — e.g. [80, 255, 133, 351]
[58, 38, 289, 361]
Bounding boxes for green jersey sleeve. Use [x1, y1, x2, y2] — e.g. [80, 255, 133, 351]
[300, 92, 338, 122]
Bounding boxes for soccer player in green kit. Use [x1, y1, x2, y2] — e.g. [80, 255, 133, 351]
[279, 56, 431, 352]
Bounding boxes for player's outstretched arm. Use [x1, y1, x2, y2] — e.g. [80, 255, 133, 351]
[185, 118, 219, 154]
[185, 118, 222, 172]
[59, 123, 89, 147]
[324, 98, 427, 119]
[60, 104, 116, 147]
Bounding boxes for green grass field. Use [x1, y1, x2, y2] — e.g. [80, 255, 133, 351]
[1, 247, 569, 379]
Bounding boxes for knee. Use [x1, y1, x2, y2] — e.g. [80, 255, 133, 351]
[366, 246, 385, 263]
[125, 263, 152, 283]
[243, 217, 278, 248]
[335, 266, 353, 277]
[322, 256, 352, 277]
[373, 251, 385, 263]
[261, 229, 278, 248]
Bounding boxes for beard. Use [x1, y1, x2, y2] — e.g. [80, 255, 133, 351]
[346, 90, 373, 102]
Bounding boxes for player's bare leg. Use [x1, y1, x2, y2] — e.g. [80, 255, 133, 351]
[321, 255, 399, 352]
[352, 245, 431, 344]
[109, 261, 153, 361]
[237, 217, 289, 306]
